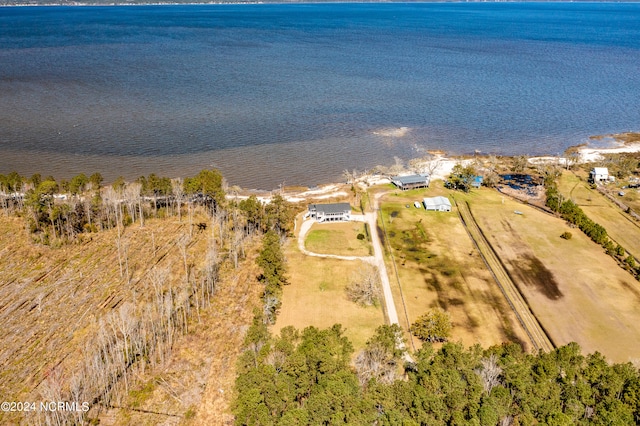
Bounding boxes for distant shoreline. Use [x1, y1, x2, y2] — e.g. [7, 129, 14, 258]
[3, 1, 640, 7]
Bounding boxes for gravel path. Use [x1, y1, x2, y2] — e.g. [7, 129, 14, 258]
[297, 211, 401, 329]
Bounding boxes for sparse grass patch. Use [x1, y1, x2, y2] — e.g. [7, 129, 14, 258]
[128, 380, 157, 408]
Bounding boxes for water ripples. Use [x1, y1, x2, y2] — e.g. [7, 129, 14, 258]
[1, 3, 639, 188]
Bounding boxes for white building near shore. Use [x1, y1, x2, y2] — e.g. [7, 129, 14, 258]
[307, 203, 352, 222]
[590, 167, 610, 183]
[423, 196, 452, 212]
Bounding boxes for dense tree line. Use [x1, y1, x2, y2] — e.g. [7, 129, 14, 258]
[0, 169, 234, 244]
[446, 164, 477, 192]
[234, 323, 640, 425]
[256, 230, 289, 324]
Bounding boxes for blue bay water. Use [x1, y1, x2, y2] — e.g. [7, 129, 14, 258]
[0, 3, 639, 188]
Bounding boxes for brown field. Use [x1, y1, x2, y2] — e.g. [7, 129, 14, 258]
[377, 185, 530, 352]
[557, 170, 640, 260]
[274, 241, 385, 350]
[305, 221, 372, 257]
[461, 187, 640, 363]
[620, 187, 640, 215]
[108, 250, 263, 426]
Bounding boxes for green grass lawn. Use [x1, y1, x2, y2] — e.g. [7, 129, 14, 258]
[305, 221, 372, 257]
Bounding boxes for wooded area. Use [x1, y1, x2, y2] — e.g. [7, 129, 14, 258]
[234, 321, 640, 425]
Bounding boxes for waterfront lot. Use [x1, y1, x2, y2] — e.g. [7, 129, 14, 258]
[377, 186, 530, 351]
[460, 187, 640, 363]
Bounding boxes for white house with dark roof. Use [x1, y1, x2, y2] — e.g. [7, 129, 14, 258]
[423, 196, 452, 212]
[391, 174, 430, 191]
[307, 203, 351, 222]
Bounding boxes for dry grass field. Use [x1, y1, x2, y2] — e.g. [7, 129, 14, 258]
[557, 170, 640, 260]
[377, 185, 530, 352]
[619, 187, 640, 214]
[305, 221, 372, 257]
[460, 187, 640, 363]
[274, 241, 385, 350]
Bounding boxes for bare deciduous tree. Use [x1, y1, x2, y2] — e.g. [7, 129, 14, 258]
[171, 178, 184, 222]
[354, 342, 399, 386]
[475, 353, 503, 395]
[346, 264, 381, 306]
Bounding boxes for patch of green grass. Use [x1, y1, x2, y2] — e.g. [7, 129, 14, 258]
[305, 222, 372, 257]
[184, 406, 196, 420]
[129, 379, 157, 408]
[306, 230, 334, 244]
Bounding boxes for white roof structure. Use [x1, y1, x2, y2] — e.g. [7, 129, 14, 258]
[592, 167, 609, 175]
[423, 196, 452, 211]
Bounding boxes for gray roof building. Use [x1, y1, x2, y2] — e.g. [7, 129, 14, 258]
[307, 203, 352, 222]
[423, 196, 452, 212]
[391, 174, 430, 190]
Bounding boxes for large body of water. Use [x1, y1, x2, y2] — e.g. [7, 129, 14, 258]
[1, 3, 639, 189]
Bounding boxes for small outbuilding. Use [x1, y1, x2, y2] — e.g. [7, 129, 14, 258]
[590, 167, 609, 183]
[423, 196, 452, 212]
[471, 176, 484, 189]
[391, 174, 430, 191]
[307, 203, 351, 222]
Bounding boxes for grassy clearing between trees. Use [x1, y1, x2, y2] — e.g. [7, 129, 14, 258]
[459, 187, 640, 363]
[274, 242, 384, 350]
[304, 221, 372, 257]
[376, 183, 529, 352]
[557, 170, 640, 260]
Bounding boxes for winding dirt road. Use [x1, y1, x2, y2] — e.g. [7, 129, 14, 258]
[297, 213, 400, 327]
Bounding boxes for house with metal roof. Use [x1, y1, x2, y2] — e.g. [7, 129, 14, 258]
[471, 176, 484, 188]
[307, 203, 352, 222]
[423, 196, 452, 212]
[391, 174, 430, 191]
